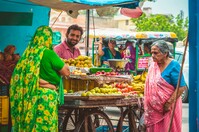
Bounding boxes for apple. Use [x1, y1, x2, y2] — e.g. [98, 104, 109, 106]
[64, 89, 67, 94]
[117, 88, 121, 92]
[68, 89, 74, 93]
[86, 91, 92, 96]
[132, 91, 137, 94]
[110, 72, 116, 75]
[81, 92, 87, 96]
[139, 93, 144, 97]
[101, 71, 105, 75]
[117, 91, 122, 95]
[95, 71, 100, 75]
[115, 83, 120, 87]
[106, 72, 110, 76]
[127, 86, 133, 92]
[121, 88, 128, 93]
[112, 88, 118, 92]
[115, 72, 119, 75]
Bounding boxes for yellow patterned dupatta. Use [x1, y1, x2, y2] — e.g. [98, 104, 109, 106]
[9, 26, 53, 131]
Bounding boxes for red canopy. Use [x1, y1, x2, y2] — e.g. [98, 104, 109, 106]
[120, 7, 143, 18]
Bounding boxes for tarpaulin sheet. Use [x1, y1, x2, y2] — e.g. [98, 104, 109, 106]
[29, 0, 139, 11]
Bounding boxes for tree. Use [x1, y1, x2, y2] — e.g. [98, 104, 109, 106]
[131, 13, 188, 40]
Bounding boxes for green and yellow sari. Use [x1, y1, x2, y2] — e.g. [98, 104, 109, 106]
[10, 26, 60, 132]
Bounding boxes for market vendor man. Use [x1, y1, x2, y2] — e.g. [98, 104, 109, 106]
[54, 24, 83, 59]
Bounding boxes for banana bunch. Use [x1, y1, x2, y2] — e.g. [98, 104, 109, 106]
[131, 82, 145, 91]
[133, 74, 141, 81]
[131, 70, 148, 94]
[140, 70, 148, 82]
[132, 70, 147, 83]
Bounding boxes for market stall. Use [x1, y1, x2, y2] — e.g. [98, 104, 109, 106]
[58, 59, 145, 132]
[60, 94, 143, 132]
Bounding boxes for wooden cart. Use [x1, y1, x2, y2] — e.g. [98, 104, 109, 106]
[59, 95, 144, 132]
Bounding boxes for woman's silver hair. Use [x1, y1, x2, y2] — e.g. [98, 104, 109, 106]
[151, 40, 170, 56]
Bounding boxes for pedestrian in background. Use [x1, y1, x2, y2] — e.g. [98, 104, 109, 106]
[121, 40, 136, 70]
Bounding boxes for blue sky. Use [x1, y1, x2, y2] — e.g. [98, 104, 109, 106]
[142, 0, 188, 18]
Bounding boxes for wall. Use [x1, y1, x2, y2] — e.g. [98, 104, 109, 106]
[114, 15, 136, 31]
[0, 0, 50, 55]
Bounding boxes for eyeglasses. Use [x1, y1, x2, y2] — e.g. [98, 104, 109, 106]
[109, 40, 116, 45]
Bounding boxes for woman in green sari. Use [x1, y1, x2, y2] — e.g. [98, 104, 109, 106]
[9, 26, 70, 132]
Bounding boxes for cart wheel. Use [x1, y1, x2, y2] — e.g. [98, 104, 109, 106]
[116, 106, 145, 132]
[62, 109, 78, 132]
[74, 109, 114, 132]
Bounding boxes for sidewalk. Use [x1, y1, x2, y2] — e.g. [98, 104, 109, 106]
[182, 103, 189, 132]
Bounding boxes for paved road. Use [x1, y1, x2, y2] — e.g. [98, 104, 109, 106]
[105, 103, 189, 132]
[182, 103, 189, 132]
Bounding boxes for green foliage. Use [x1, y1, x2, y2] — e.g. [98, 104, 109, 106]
[131, 13, 188, 40]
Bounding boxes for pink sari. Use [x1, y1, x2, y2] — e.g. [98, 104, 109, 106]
[144, 62, 182, 132]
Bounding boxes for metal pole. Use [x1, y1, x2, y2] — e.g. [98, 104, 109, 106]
[168, 35, 188, 132]
[85, 10, 90, 56]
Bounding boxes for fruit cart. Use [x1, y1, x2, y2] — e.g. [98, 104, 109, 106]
[60, 74, 144, 132]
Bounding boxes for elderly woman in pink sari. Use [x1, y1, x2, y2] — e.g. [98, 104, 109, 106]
[144, 40, 187, 132]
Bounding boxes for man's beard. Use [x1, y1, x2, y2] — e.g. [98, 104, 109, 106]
[66, 38, 78, 47]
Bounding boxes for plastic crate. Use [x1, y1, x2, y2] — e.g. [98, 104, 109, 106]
[0, 125, 8, 132]
[0, 96, 9, 125]
[96, 125, 129, 132]
[89, 67, 112, 74]
[0, 85, 9, 96]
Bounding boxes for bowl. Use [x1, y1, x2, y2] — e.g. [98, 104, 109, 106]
[108, 59, 128, 69]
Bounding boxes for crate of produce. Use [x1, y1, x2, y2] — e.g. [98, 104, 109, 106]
[0, 85, 9, 96]
[63, 78, 99, 93]
[96, 125, 129, 132]
[0, 96, 9, 125]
